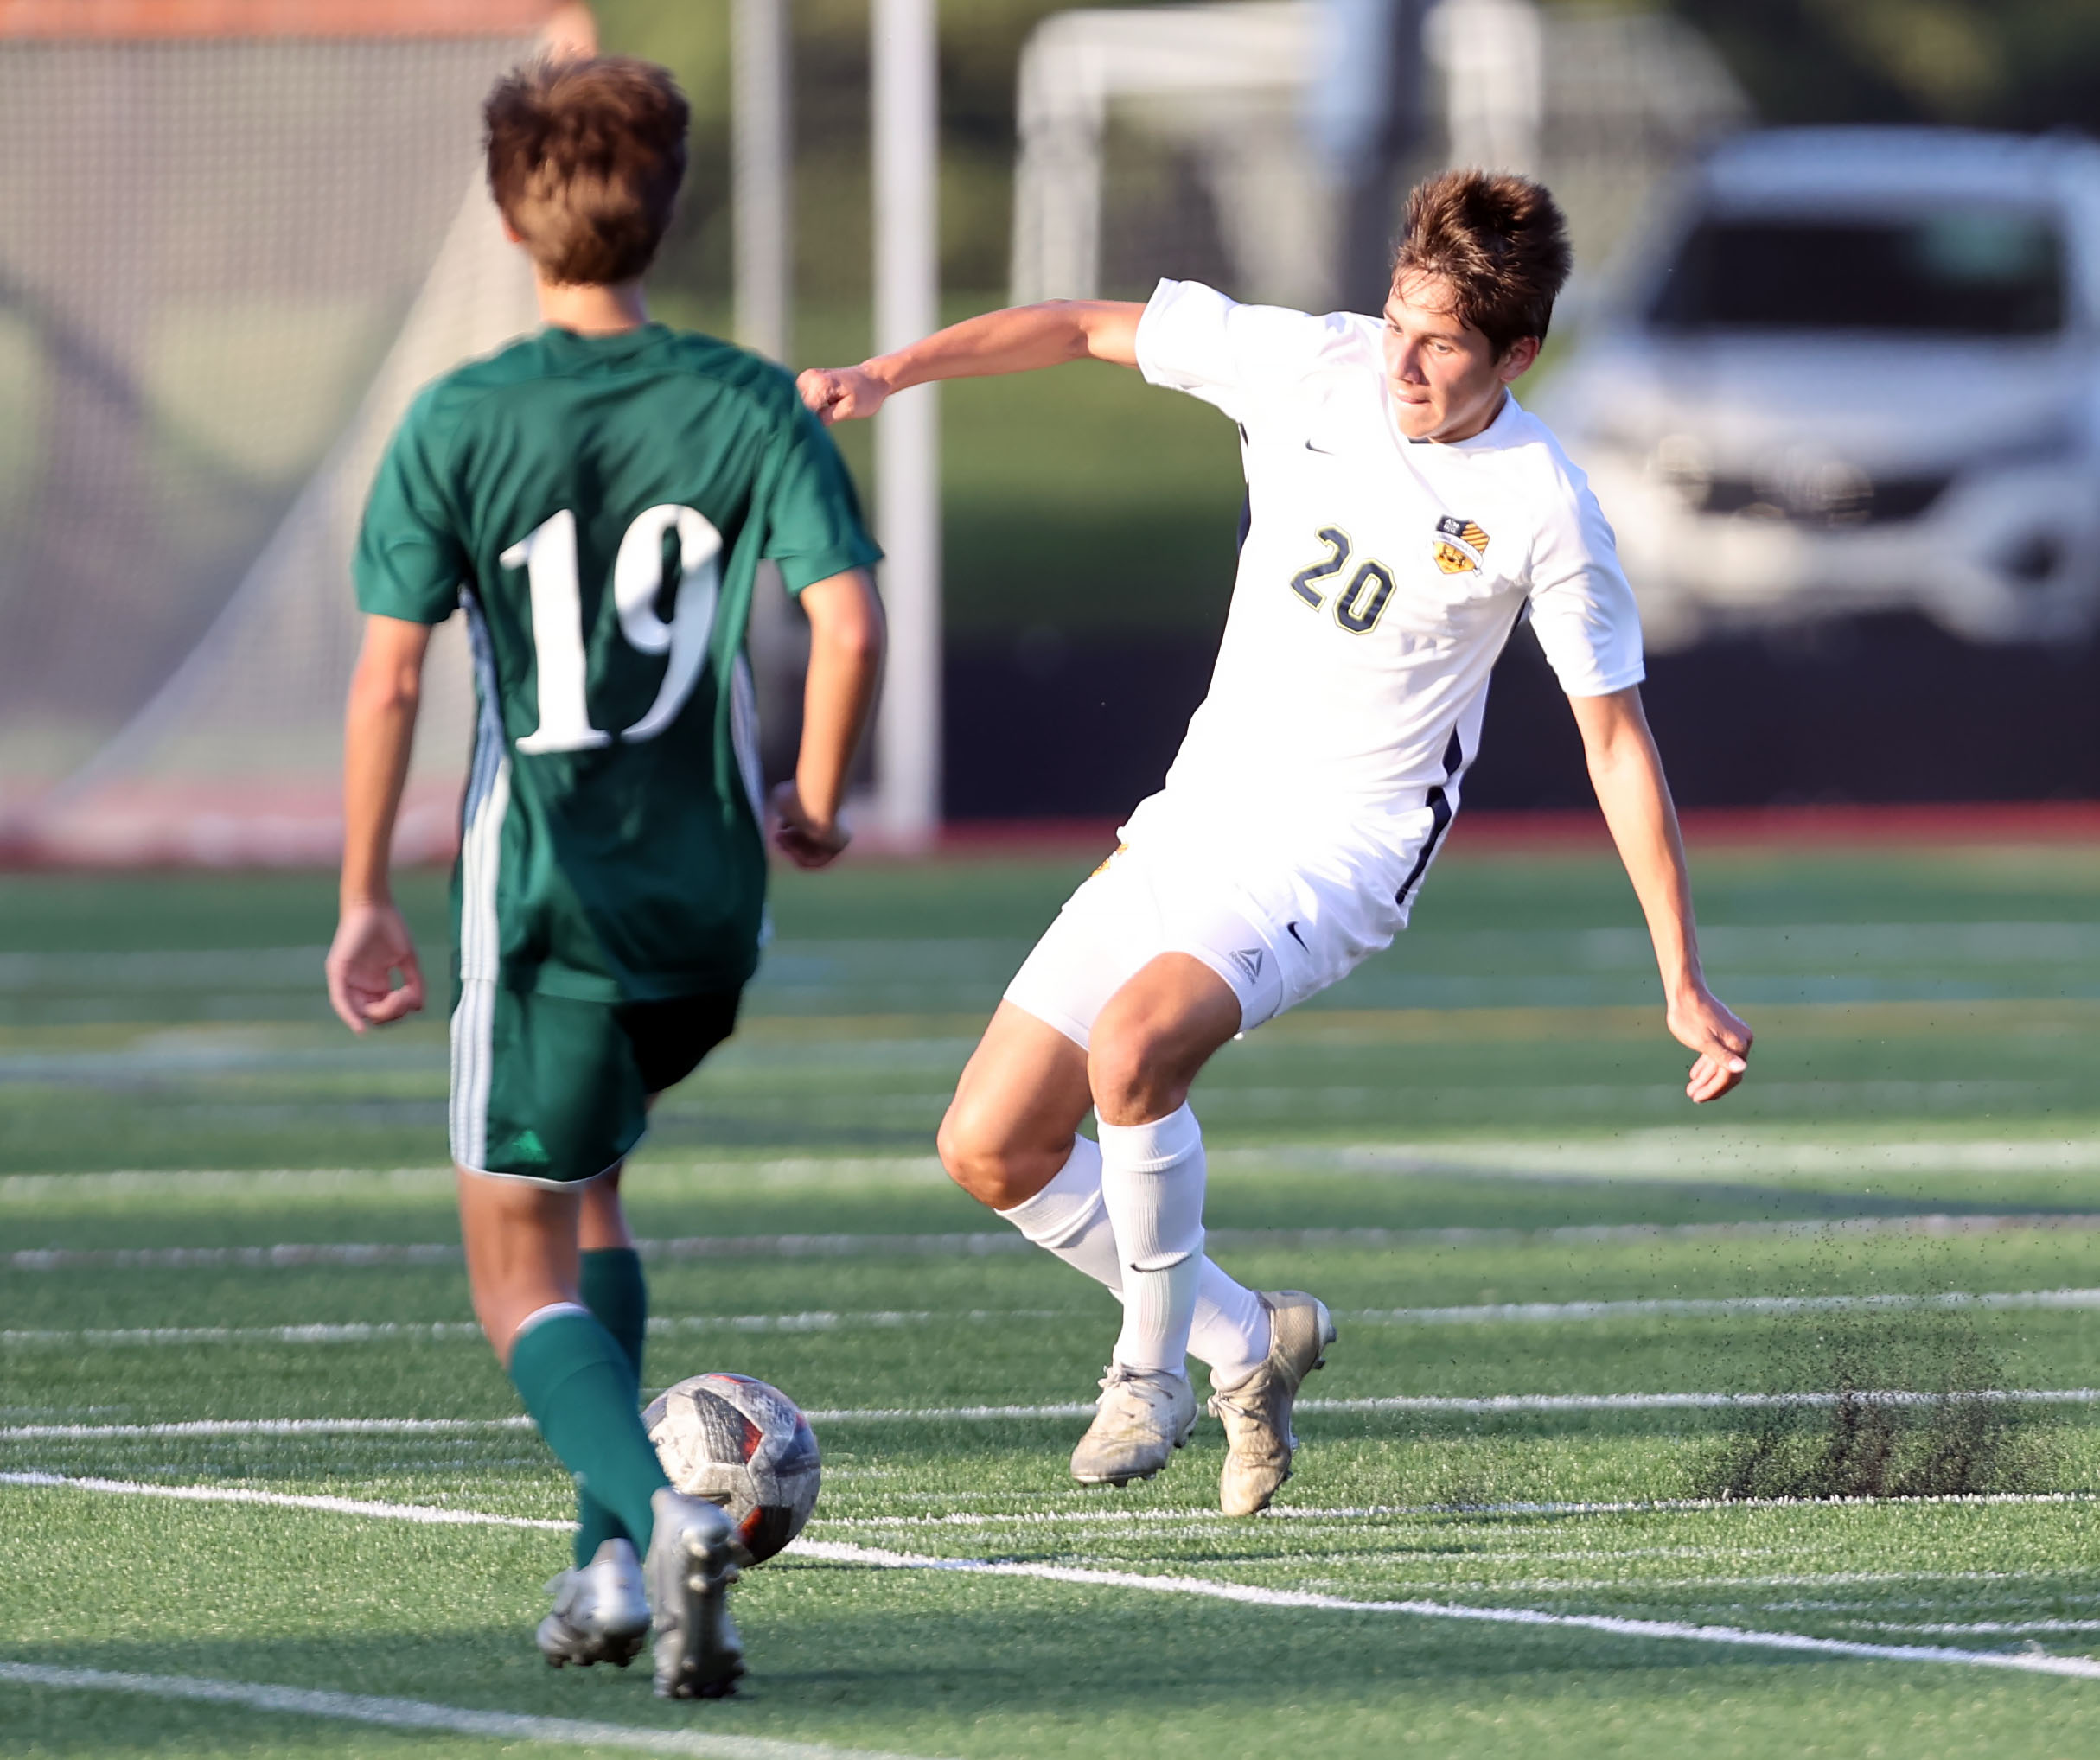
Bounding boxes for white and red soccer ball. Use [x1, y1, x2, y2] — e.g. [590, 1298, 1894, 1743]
[644, 1372, 821, 1563]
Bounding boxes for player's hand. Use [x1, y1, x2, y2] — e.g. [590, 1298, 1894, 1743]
[796, 364, 889, 425]
[769, 781, 852, 870]
[1667, 985, 1752, 1104]
[326, 901, 426, 1033]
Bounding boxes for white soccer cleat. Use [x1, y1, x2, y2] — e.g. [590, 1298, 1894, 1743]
[536, 1538, 649, 1668]
[645, 1489, 746, 1699]
[1209, 1290, 1337, 1516]
[1070, 1364, 1198, 1486]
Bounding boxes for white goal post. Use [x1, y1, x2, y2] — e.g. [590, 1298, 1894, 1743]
[868, 0, 943, 851]
[1010, 0, 1750, 311]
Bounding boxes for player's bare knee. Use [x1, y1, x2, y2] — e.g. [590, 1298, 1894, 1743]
[939, 1100, 1064, 1208]
[935, 1102, 980, 1188]
[937, 1100, 1011, 1204]
[1087, 1023, 1185, 1127]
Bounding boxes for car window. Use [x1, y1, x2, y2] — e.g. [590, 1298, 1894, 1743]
[1647, 209, 2065, 336]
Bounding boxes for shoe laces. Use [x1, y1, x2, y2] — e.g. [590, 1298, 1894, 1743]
[1096, 1363, 1185, 1409]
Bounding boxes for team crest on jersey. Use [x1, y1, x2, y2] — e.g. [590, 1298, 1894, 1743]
[1432, 515, 1490, 574]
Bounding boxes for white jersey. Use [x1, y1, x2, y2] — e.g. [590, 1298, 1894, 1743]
[1121, 277, 1644, 938]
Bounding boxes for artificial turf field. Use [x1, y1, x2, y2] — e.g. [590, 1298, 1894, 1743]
[4, 840, 2100, 1758]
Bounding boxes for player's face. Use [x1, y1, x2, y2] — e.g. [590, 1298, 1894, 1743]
[1381, 272, 1535, 443]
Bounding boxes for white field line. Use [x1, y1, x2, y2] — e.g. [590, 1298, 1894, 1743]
[817, 1491, 2100, 1530]
[9, 1133, 2097, 1205]
[11, 1387, 2100, 1444]
[0, 1158, 949, 1202]
[792, 1540, 2100, 1681]
[812, 1390, 2100, 1423]
[1351, 1289, 2100, 1326]
[7, 1241, 464, 1271]
[0, 1417, 534, 1441]
[7, 1138, 2098, 1211]
[17, 1288, 2100, 1351]
[1, 1322, 487, 1348]
[19, 1209, 2100, 1272]
[1237, 1136, 2100, 1180]
[10, 1477, 2040, 1602]
[0, 1661, 926, 1759]
[0, 1472, 569, 1527]
[10, 1476, 2099, 1687]
[1293, 1391, 2100, 1415]
[3, 1482, 2073, 1605]
[0, 1311, 1069, 1349]
[1840, 1621, 2100, 1636]
[14, 1472, 2097, 1536]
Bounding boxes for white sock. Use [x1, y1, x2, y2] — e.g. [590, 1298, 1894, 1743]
[1197, 1277, 1270, 1393]
[1097, 1105, 1208, 1378]
[996, 1135, 1123, 1287]
[996, 1133, 1271, 1387]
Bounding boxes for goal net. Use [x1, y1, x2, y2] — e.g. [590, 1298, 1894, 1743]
[0, 3, 565, 864]
[1012, 0, 1751, 311]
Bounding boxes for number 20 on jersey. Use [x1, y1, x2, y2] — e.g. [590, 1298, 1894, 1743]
[501, 505, 724, 754]
[1289, 526, 1396, 635]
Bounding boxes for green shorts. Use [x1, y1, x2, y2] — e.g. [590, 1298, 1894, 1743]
[449, 983, 741, 1183]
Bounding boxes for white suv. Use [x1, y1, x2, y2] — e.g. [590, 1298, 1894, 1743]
[1540, 127, 2100, 647]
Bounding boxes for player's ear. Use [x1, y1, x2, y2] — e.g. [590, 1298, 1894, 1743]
[1497, 335, 1541, 383]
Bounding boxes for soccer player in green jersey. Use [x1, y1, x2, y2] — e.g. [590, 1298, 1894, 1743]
[324, 56, 884, 1699]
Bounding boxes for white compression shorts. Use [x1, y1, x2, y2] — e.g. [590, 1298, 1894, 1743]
[1002, 832, 1421, 1049]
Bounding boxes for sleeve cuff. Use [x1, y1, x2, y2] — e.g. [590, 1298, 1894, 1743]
[776, 536, 884, 595]
[1132, 277, 1184, 390]
[354, 589, 458, 626]
[1558, 662, 1648, 698]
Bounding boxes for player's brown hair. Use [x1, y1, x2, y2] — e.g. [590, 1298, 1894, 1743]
[484, 55, 689, 286]
[1389, 170, 1572, 356]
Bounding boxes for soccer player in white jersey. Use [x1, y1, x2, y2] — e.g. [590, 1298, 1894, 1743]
[801, 171, 1753, 1514]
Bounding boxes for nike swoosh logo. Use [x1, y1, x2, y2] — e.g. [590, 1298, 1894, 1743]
[1304, 440, 1338, 456]
[1286, 921, 1309, 951]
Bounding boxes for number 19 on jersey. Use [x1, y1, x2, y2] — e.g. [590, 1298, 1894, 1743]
[502, 504, 724, 754]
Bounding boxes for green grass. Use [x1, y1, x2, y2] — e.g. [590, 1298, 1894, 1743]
[5, 846, 2100, 1757]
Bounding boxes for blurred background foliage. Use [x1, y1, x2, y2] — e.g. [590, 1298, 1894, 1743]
[1679, 0, 2100, 133]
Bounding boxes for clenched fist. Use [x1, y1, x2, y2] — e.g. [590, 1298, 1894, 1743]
[796, 364, 891, 425]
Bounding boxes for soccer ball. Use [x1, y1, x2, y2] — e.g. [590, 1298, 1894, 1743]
[643, 1373, 821, 1564]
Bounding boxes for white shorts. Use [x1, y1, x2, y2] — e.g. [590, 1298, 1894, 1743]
[1003, 832, 1418, 1049]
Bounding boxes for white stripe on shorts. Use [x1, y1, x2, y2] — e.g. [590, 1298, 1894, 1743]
[450, 595, 512, 1174]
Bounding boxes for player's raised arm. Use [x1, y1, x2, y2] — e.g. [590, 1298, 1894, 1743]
[1566, 686, 1752, 1103]
[797, 300, 1144, 424]
[327, 613, 431, 1033]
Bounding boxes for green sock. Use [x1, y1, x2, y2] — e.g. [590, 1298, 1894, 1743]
[507, 1307, 667, 1561]
[573, 1248, 649, 1567]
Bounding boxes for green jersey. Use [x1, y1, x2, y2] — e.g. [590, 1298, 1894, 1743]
[355, 323, 879, 1004]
